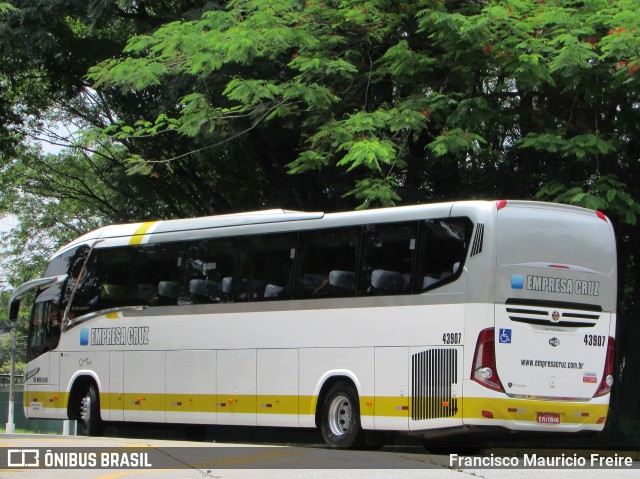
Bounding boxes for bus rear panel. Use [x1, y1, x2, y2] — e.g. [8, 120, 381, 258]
[465, 201, 616, 433]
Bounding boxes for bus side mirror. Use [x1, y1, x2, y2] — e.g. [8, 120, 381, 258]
[7, 274, 68, 323]
[9, 300, 20, 322]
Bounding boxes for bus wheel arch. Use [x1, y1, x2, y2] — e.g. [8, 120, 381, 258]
[315, 376, 365, 448]
[67, 375, 104, 436]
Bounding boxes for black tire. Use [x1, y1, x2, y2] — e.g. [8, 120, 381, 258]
[77, 382, 104, 436]
[319, 381, 364, 448]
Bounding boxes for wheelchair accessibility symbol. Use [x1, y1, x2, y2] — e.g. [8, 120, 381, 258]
[499, 328, 512, 344]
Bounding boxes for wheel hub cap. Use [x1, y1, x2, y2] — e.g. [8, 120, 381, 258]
[328, 395, 352, 436]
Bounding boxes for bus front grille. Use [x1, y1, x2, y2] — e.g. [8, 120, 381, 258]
[411, 348, 458, 421]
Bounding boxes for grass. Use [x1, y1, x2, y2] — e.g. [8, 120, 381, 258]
[3, 428, 60, 435]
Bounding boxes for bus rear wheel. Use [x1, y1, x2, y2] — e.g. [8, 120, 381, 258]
[77, 382, 104, 436]
[319, 382, 364, 448]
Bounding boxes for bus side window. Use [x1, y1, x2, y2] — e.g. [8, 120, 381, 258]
[358, 222, 418, 296]
[59, 246, 89, 313]
[294, 227, 360, 299]
[27, 289, 62, 362]
[131, 243, 184, 306]
[181, 238, 238, 305]
[70, 247, 131, 316]
[28, 245, 88, 358]
[236, 233, 297, 302]
[414, 218, 472, 292]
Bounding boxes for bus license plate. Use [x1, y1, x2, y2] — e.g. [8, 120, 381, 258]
[537, 412, 560, 424]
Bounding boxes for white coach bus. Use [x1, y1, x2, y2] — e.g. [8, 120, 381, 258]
[9, 200, 617, 447]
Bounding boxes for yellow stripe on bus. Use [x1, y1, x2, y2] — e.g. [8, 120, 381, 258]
[23, 391, 608, 426]
[462, 397, 609, 424]
[129, 222, 157, 245]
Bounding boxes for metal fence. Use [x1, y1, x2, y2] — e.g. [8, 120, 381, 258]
[0, 388, 64, 434]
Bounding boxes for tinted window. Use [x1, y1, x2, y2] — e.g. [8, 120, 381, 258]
[38, 245, 90, 318]
[359, 222, 418, 295]
[181, 238, 237, 304]
[70, 247, 131, 317]
[131, 243, 183, 306]
[415, 218, 472, 292]
[44, 246, 87, 278]
[236, 233, 297, 302]
[295, 227, 361, 298]
[27, 285, 64, 362]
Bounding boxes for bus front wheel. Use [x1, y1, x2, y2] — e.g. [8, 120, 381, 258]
[77, 382, 104, 436]
[319, 381, 364, 448]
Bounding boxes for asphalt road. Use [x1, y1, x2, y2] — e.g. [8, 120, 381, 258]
[0, 433, 638, 479]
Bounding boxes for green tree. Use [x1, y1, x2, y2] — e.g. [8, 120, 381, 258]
[0, 0, 238, 285]
[0, 289, 28, 379]
[82, 1, 640, 216]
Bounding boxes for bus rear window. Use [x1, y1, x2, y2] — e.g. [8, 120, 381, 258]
[414, 218, 473, 292]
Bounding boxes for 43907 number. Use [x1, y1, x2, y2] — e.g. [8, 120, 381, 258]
[584, 334, 606, 347]
[443, 332, 462, 345]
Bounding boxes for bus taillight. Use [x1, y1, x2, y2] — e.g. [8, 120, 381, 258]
[594, 337, 615, 397]
[472, 328, 505, 393]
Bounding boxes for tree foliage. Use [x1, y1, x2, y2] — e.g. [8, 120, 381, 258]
[0, 290, 28, 377]
[80, 0, 640, 221]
